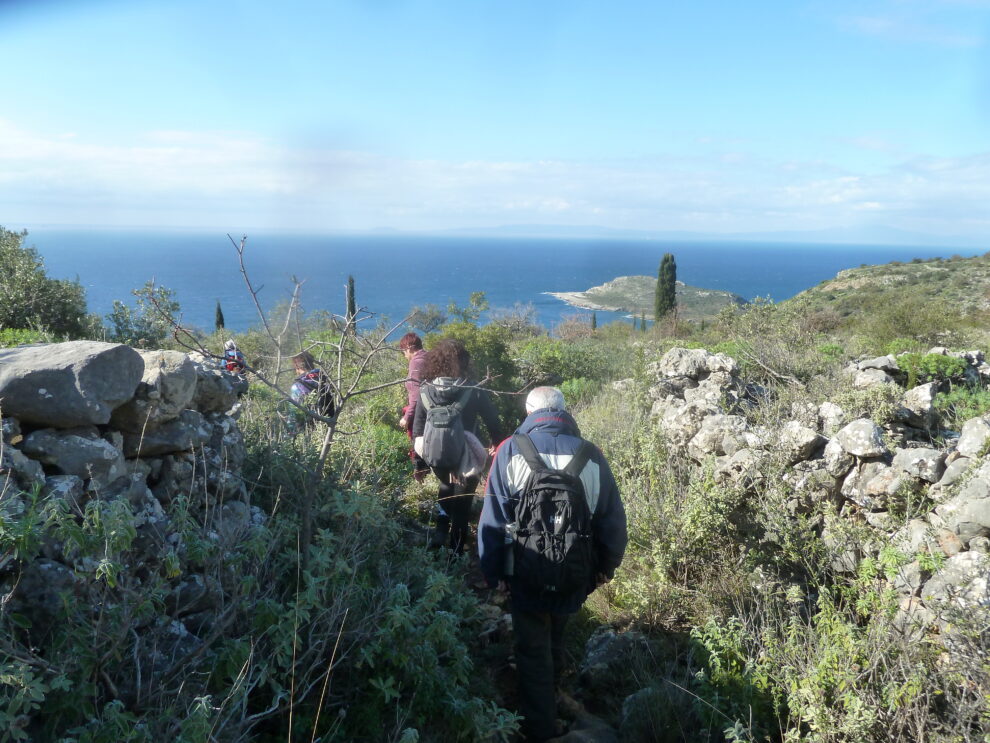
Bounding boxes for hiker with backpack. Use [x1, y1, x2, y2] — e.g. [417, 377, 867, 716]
[287, 351, 336, 432]
[223, 340, 247, 374]
[479, 386, 627, 743]
[412, 338, 504, 554]
[398, 332, 430, 483]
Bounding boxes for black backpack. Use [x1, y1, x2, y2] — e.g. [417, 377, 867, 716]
[297, 370, 336, 419]
[509, 433, 596, 595]
[420, 386, 473, 469]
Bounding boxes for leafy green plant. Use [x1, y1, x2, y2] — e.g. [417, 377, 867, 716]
[898, 353, 966, 389]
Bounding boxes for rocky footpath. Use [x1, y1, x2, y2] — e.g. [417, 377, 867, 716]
[0, 341, 252, 701]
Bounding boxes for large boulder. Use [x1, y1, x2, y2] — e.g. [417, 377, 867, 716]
[818, 402, 846, 436]
[0, 341, 143, 427]
[651, 348, 713, 380]
[111, 350, 197, 432]
[859, 355, 899, 373]
[21, 427, 126, 488]
[934, 464, 990, 544]
[823, 439, 855, 478]
[835, 419, 888, 458]
[853, 369, 896, 389]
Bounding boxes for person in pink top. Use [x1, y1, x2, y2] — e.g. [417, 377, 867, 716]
[399, 332, 430, 481]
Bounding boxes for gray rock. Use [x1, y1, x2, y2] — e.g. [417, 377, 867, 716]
[0, 341, 143, 427]
[922, 550, 990, 609]
[835, 419, 888, 458]
[216, 500, 251, 545]
[192, 365, 249, 415]
[652, 347, 714, 380]
[822, 516, 861, 573]
[818, 402, 846, 436]
[579, 627, 652, 695]
[1, 445, 45, 494]
[122, 409, 211, 457]
[686, 414, 748, 460]
[970, 536, 990, 553]
[853, 369, 896, 389]
[778, 421, 825, 464]
[864, 465, 914, 502]
[41, 474, 85, 504]
[957, 416, 990, 459]
[892, 447, 946, 483]
[722, 429, 766, 456]
[939, 457, 972, 487]
[841, 459, 890, 510]
[824, 439, 855, 478]
[111, 350, 197, 432]
[937, 496, 990, 545]
[892, 596, 934, 640]
[21, 427, 126, 486]
[165, 574, 221, 617]
[715, 448, 766, 488]
[892, 560, 927, 596]
[898, 383, 939, 429]
[2, 417, 20, 444]
[860, 355, 900, 372]
[660, 399, 720, 448]
[893, 519, 937, 556]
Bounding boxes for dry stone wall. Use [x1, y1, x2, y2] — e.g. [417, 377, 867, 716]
[644, 345, 990, 638]
[0, 341, 252, 652]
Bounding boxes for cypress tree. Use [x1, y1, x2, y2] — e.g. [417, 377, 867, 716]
[590, 312, 597, 331]
[654, 253, 677, 321]
[215, 300, 225, 332]
[640, 312, 647, 332]
[346, 275, 356, 333]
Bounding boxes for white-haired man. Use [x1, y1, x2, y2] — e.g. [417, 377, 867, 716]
[479, 386, 627, 742]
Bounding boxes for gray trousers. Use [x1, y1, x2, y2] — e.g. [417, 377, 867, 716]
[511, 608, 570, 742]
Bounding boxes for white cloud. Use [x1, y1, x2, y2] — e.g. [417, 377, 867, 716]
[1, 119, 989, 239]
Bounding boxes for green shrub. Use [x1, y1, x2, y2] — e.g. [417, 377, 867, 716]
[0, 328, 48, 348]
[514, 336, 607, 386]
[897, 352, 967, 388]
[935, 384, 990, 429]
[559, 377, 601, 407]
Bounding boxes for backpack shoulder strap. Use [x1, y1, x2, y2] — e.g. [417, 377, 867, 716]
[562, 440, 594, 479]
[512, 433, 547, 474]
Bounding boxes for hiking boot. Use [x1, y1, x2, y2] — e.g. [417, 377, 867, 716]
[428, 516, 450, 549]
[413, 468, 430, 483]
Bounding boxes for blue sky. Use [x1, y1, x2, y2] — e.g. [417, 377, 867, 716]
[1, 0, 989, 240]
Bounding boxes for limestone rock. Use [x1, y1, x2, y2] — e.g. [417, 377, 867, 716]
[841, 459, 890, 510]
[957, 416, 990, 459]
[922, 550, 990, 610]
[818, 402, 846, 436]
[853, 368, 896, 389]
[111, 350, 197, 432]
[192, 365, 249, 415]
[860, 355, 899, 373]
[715, 448, 765, 488]
[1, 445, 45, 495]
[835, 419, 888, 458]
[823, 439, 855, 478]
[660, 399, 719, 448]
[939, 457, 971, 488]
[2, 417, 21, 444]
[123, 409, 211, 457]
[898, 383, 938, 429]
[892, 561, 927, 596]
[21, 427, 126, 487]
[652, 347, 713, 380]
[778, 421, 825, 464]
[686, 414, 747, 460]
[579, 627, 652, 695]
[0, 341, 143, 427]
[893, 519, 937, 556]
[892, 447, 946, 483]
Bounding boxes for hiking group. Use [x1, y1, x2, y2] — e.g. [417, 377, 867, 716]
[229, 331, 627, 742]
[400, 332, 628, 743]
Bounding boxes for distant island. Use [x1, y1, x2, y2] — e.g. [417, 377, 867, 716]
[547, 275, 747, 321]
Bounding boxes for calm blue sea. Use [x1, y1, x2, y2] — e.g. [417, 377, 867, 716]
[22, 229, 986, 334]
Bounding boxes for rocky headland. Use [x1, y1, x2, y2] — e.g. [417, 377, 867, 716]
[548, 275, 746, 321]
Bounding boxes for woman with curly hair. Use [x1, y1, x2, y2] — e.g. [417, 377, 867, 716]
[412, 338, 504, 553]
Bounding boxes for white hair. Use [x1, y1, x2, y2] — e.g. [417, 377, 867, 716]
[525, 386, 566, 414]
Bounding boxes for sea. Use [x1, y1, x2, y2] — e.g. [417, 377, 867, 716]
[22, 228, 987, 334]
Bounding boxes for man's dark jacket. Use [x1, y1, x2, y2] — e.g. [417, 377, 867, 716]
[479, 408, 627, 614]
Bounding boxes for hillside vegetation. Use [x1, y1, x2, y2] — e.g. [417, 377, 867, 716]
[3, 231, 990, 742]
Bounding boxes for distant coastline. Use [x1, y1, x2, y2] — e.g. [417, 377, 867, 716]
[547, 275, 747, 321]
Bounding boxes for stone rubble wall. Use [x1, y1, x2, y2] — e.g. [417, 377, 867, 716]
[0, 341, 254, 679]
[641, 345, 990, 639]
